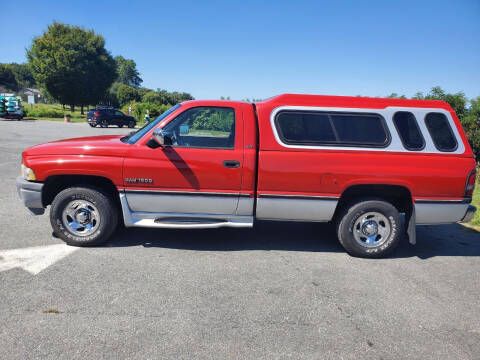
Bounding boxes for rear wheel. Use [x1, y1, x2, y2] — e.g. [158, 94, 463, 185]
[100, 120, 108, 128]
[50, 186, 118, 246]
[336, 199, 402, 258]
[128, 120, 135, 128]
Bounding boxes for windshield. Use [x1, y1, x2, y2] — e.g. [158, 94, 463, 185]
[126, 103, 182, 144]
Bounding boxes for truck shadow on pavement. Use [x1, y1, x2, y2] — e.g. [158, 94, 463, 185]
[106, 221, 480, 259]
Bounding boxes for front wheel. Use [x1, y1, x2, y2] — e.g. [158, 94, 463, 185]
[50, 186, 118, 246]
[128, 120, 135, 128]
[336, 199, 402, 258]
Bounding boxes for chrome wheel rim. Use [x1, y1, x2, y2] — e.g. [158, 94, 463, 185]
[353, 212, 391, 248]
[62, 200, 100, 237]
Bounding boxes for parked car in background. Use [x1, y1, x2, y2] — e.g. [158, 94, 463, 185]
[86, 107, 136, 128]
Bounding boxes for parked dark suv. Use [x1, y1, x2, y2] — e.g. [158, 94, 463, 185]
[87, 107, 136, 128]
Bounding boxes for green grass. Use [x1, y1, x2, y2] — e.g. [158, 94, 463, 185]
[23, 103, 87, 120]
[469, 179, 480, 227]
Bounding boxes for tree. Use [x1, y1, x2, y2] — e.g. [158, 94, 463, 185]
[461, 97, 480, 160]
[8, 63, 35, 89]
[142, 90, 163, 104]
[0, 64, 18, 91]
[27, 21, 117, 114]
[165, 90, 194, 105]
[411, 92, 424, 100]
[386, 93, 406, 99]
[117, 84, 140, 105]
[115, 55, 142, 88]
[137, 87, 151, 100]
[423, 86, 467, 119]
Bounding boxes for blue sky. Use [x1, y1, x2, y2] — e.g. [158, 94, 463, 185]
[2, 0, 479, 100]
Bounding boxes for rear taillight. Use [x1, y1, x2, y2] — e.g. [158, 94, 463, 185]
[94, 111, 101, 117]
[465, 170, 476, 197]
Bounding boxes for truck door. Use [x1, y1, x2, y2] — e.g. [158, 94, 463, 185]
[123, 105, 244, 215]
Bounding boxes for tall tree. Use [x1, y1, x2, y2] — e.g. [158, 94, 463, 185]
[0, 65, 18, 91]
[115, 56, 143, 88]
[117, 84, 140, 105]
[27, 22, 117, 114]
[8, 63, 36, 89]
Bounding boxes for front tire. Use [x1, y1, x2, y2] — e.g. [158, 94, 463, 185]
[128, 120, 135, 128]
[50, 186, 118, 247]
[336, 199, 402, 258]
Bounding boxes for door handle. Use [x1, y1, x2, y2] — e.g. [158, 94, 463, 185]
[223, 160, 240, 168]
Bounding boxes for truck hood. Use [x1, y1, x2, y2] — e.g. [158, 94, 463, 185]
[23, 135, 130, 157]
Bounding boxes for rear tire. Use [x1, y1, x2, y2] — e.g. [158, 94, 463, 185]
[336, 199, 402, 258]
[100, 120, 108, 128]
[50, 186, 118, 247]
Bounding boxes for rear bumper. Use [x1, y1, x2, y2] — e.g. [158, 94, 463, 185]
[460, 205, 477, 223]
[16, 176, 45, 215]
[2, 114, 22, 120]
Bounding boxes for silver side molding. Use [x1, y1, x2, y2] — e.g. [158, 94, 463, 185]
[256, 195, 338, 221]
[415, 202, 470, 225]
[119, 193, 253, 229]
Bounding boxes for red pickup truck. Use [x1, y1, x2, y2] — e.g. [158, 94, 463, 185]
[17, 94, 477, 258]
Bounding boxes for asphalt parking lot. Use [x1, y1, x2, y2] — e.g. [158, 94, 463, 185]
[1, 119, 479, 359]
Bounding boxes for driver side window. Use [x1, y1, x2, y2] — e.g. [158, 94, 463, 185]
[163, 107, 235, 149]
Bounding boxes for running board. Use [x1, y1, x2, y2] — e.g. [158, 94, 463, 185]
[119, 193, 253, 229]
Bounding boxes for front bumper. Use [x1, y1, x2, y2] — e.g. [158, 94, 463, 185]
[460, 205, 477, 223]
[16, 176, 45, 215]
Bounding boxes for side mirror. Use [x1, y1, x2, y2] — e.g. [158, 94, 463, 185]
[152, 128, 166, 146]
[151, 128, 173, 147]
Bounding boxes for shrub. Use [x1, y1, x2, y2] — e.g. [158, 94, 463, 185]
[461, 114, 480, 161]
[23, 104, 65, 118]
[121, 102, 171, 121]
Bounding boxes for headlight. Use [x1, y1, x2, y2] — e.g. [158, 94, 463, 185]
[21, 164, 36, 181]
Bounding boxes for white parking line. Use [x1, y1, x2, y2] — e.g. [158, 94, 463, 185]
[0, 244, 79, 275]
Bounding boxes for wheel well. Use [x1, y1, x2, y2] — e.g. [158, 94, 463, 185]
[42, 175, 120, 210]
[334, 184, 413, 219]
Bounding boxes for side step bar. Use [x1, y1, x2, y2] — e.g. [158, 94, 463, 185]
[119, 193, 253, 229]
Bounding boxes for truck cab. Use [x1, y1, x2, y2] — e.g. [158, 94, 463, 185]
[17, 94, 476, 258]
